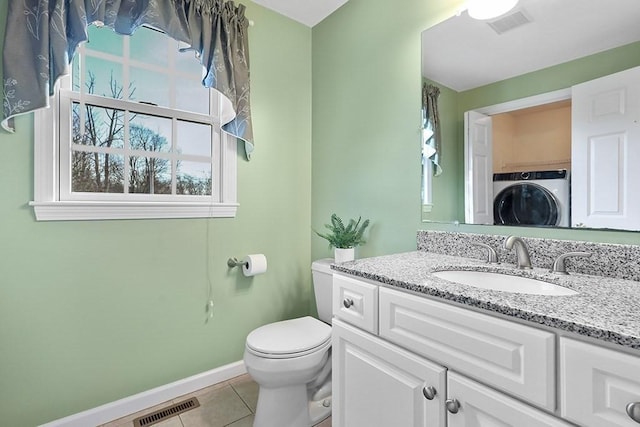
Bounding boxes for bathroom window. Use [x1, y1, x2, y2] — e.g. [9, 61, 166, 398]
[31, 26, 238, 221]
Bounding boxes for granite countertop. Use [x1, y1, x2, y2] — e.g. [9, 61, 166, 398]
[331, 251, 640, 351]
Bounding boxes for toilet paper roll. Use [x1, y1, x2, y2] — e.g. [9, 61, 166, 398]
[242, 254, 268, 277]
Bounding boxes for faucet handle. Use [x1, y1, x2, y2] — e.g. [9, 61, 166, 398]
[471, 242, 499, 264]
[551, 252, 592, 275]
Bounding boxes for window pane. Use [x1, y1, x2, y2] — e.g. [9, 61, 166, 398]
[176, 161, 212, 195]
[83, 56, 125, 99]
[176, 120, 212, 156]
[129, 67, 171, 107]
[129, 67, 170, 107]
[86, 25, 123, 57]
[129, 115, 172, 153]
[72, 151, 124, 193]
[176, 48, 202, 74]
[175, 78, 209, 114]
[129, 156, 172, 194]
[72, 55, 81, 92]
[129, 27, 169, 67]
[72, 102, 125, 149]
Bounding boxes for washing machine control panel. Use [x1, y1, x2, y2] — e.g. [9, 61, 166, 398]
[493, 170, 568, 181]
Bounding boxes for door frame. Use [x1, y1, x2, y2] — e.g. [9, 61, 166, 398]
[473, 88, 571, 116]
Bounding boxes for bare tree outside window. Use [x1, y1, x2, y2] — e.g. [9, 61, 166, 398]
[128, 124, 171, 194]
[177, 171, 212, 195]
[71, 72, 128, 193]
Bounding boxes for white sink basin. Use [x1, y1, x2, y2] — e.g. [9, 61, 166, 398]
[432, 270, 578, 296]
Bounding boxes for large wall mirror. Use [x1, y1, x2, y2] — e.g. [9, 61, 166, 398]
[421, 0, 640, 232]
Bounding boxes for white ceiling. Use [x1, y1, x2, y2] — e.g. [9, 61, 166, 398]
[251, 0, 349, 27]
[422, 0, 640, 91]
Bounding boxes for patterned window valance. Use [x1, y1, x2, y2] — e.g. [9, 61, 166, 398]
[2, 0, 254, 158]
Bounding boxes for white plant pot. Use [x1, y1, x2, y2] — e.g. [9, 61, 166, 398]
[334, 247, 355, 263]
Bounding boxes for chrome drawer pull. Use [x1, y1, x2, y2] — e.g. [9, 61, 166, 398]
[422, 386, 437, 400]
[627, 402, 640, 423]
[343, 298, 354, 308]
[445, 398, 460, 414]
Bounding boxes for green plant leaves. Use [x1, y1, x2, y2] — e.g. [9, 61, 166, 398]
[314, 214, 370, 249]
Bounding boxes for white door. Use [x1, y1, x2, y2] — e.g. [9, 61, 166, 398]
[464, 111, 494, 224]
[447, 373, 572, 427]
[571, 65, 640, 230]
[332, 319, 446, 427]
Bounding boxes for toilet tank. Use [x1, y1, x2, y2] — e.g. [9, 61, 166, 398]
[311, 259, 334, 324]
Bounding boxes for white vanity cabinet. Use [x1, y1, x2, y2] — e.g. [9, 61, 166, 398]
[332, 273, 574, 427]
[560, 337, 640, 427]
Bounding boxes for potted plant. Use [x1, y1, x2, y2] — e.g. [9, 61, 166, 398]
[314, 214, 370, 262]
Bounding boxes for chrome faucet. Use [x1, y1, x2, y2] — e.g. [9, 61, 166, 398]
[551, 252, 592, 274]
[504, 236, 532, 269]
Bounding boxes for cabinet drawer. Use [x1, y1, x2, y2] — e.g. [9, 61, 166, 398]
[379, 287, 555, 410]
[332, 274, 378, 334]
[560, 337, 640, 427]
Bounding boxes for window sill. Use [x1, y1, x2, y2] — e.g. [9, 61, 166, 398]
[29, 201, 238, 221]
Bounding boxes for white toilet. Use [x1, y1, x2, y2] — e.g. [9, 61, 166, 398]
[243, 259, 334, 427]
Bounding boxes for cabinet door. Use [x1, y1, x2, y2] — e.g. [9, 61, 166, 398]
[332, 319, 446, 427]
[560, 337, 640, 427]
[447, 372, 572, 427]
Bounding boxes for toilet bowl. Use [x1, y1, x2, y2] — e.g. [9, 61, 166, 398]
[243, 259, 334, 427]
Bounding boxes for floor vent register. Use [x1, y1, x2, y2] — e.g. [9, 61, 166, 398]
[133, 397, 200, 427]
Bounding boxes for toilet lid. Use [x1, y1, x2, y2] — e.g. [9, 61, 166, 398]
[246, 316, 331, 356]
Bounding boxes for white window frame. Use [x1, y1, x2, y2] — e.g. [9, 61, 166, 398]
[30, 31, 238, 221]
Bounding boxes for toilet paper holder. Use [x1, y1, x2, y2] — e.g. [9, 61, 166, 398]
[228, 254, 268, 277]
[227, 257, 248, 268]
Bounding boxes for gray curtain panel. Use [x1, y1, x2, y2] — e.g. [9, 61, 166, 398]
[2, 0, 254, 158]
[422, 83, 442, 176]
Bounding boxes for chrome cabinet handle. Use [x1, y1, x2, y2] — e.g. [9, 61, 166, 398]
[445, 398, 460, 414]
[627, 402, 640, 423]
[343, 298, 354, 308]
[422, 386, 437, 400]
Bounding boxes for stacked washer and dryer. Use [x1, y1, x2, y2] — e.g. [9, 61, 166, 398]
[492, 170, 570, 227]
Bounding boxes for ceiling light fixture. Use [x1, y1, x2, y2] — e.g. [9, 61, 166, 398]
[467, 0, 519, 20]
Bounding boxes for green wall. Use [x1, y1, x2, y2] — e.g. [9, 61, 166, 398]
[311, 0, 458, 259]
[459, 41, 640, 113]
[0, 3, 312, 426]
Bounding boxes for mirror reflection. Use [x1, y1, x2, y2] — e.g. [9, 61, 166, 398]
[421, 0, 640, 232]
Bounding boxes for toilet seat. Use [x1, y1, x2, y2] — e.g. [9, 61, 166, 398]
[246, 316, 331, 359]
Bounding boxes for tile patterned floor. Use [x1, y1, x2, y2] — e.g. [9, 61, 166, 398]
[99, 374, 331, 427]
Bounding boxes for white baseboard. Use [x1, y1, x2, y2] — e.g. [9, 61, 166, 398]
[39, 360, 247, 427]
